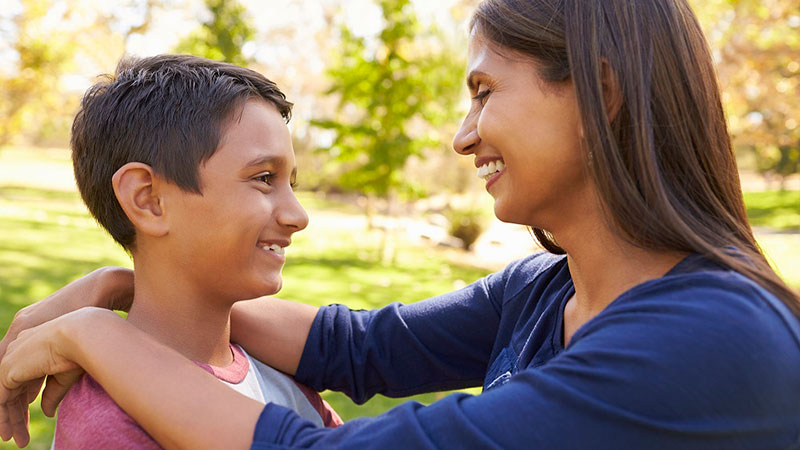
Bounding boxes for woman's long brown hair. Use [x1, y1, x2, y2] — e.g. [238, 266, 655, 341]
[472, 0, 800, 315]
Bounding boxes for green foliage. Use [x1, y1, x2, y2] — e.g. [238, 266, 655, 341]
[0, 0, 77, 146]
[174, 0, 255, 65]
[312, 0, 465, 200]
[690, 0, 800, 180]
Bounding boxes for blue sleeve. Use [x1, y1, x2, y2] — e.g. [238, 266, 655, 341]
[294, 254, 559, 403]
[253, 277, 800, 449]
[294, 278, 502, 403]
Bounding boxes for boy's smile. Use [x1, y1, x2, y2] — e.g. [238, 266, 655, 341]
[158, 98, 308, 305]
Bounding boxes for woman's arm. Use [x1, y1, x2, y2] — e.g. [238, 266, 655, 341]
[0, 308, 263, 450]
[0, 266, 315, 377]
[0, 266, 134, 360]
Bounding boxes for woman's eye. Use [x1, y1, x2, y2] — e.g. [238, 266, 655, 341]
[255, 172, 275, 186]
[472, 89, 491, 105]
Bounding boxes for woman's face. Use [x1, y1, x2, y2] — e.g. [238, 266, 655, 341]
[452, 33, 592, 231]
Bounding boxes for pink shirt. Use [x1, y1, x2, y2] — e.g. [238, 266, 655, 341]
[54, 344, 341, 449]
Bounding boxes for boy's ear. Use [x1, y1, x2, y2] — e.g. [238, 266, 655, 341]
[112, 162, 169, 238]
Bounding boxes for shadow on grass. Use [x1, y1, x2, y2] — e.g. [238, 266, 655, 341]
[0, 185, 80, 202]
[744, 191, 800, 231]
[0, 185, 494, 447]
[0, 250, 121, 331]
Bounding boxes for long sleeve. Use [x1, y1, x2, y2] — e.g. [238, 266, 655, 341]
[295, 282, 502, 403]
[294, 254, 562, 403]
[253, 272, 800, 449]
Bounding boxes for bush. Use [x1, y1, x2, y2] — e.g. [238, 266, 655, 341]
[445, 207, 487, 250]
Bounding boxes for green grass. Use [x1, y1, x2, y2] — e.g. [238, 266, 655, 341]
[744, 190, 800, 231]
[0, 181, 490, 448]
[1, 146, 799, 448]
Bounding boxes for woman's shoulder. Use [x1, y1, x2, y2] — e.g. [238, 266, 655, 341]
[619, 258, 799, 339]
[490, 251, 567, 293]
[579, 260, 800, 371]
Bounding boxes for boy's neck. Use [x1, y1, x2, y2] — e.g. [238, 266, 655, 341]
[126, 259, 237, 368]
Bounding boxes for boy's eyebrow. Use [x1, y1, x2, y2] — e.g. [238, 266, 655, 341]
[242, 154, 298, 178]
[242, 155, 285, 170]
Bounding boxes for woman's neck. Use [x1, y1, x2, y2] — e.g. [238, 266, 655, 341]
[555, 215, 687, 345]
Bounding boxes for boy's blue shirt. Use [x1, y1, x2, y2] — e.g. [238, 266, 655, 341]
[252, 252, 800, 449]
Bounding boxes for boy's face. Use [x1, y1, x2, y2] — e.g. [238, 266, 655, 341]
[161, 98, 308, 302]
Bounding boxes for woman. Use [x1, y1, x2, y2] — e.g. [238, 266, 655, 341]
[1, 0, 799, 448]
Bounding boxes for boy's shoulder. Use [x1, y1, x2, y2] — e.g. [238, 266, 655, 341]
[55, 374, 161, 450]
[241, 348, 342, 428]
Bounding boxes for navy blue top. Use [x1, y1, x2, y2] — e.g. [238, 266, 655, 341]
[252, 253, 800, 449]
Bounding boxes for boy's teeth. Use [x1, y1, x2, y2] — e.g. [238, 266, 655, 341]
[259, 243, 286, 255]
[476, 160, 505, 180]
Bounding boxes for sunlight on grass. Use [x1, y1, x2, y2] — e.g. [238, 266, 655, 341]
[758, 234, 800, 288]
[1, 147, 799, 447]
[0, 181, 491, 446]
[744, 190, 800, 231]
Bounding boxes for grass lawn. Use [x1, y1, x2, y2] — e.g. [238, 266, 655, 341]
[743, 190, 800, 231]
[0, 146, 490, 448]
[0, 146, 799, 448]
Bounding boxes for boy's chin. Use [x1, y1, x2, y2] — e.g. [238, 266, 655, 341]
[255, 279, 282, 297]
[228, 284, 282, 303]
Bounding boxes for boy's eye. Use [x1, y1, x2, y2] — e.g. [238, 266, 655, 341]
[255, 172, 275, 186]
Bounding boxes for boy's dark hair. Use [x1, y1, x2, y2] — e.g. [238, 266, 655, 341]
[72, 54, 292, 251]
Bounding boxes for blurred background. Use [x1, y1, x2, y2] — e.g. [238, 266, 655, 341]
[0, 0, 798, 447]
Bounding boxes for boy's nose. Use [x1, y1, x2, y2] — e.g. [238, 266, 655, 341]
[279, 192, 309, 232]
[452, 115, 480, 155]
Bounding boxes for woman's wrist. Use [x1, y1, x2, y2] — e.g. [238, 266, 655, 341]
[62, 308, 125, 367]
[91, 267, 134, 311]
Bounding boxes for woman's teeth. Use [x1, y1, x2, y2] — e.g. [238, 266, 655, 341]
[259, 243, 285, 255]
[477, 160, 505, 180]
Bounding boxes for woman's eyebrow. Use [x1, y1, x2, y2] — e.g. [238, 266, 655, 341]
[466, 70, 489, 90]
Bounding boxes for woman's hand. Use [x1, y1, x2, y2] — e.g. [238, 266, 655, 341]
[3, 307, 261, 450]
[0, 308, 112, 447]
[0, 267, 134, 362]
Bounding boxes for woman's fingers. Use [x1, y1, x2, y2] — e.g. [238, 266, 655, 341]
[41, 369, 84, 417]
[0, 267, 134, 363]
[0, 316, 84, 446]
[9, 395, 30, 448]
[25, 377, 44, 404]
[0, 389, 31, 447]
[0, 402, 12, 441]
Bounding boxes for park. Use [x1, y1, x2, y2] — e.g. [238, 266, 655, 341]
[1, 0, 799, 448]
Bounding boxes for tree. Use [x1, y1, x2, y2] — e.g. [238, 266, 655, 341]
[312, 0, 465, 259]
[0, 0, 76, 146]
[0, 0, 172, 147]
[692, 0, 800, 188]
[174, 0, 255, 65]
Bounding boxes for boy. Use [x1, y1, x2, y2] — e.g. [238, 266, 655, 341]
[54, 54, 341, 449]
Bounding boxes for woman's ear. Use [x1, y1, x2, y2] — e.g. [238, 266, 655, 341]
[600, 59, 623, 123]
[112, 163, 169, 238]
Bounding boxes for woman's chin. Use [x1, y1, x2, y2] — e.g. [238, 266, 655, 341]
[493, 204, 527, 226]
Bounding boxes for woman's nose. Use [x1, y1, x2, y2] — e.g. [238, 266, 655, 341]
[452, 115, 480, 155]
